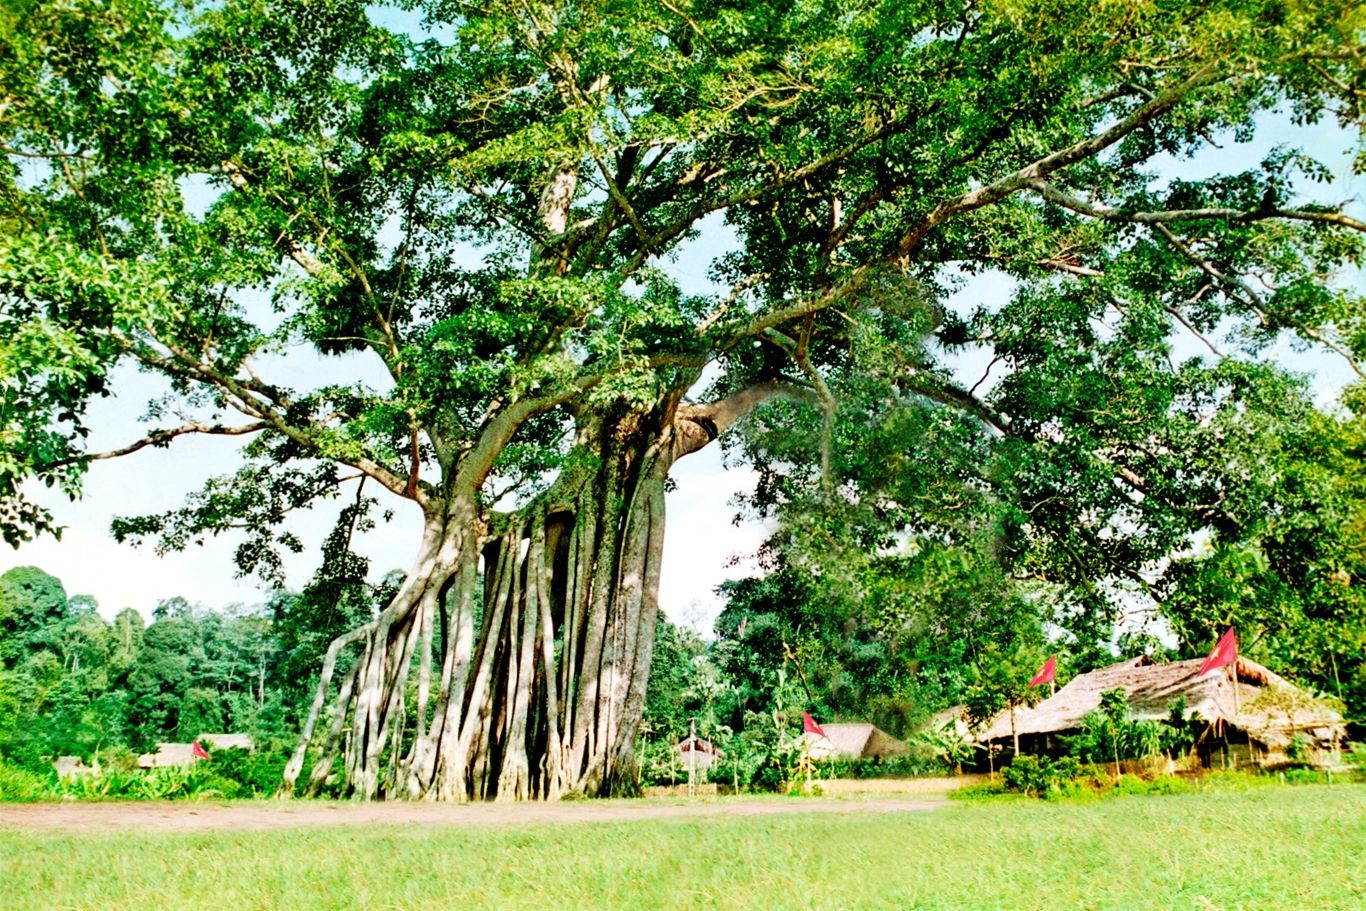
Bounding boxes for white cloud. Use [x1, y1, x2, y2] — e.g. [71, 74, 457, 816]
[0, 526, 256, 618]
[659, 446, 770, 636]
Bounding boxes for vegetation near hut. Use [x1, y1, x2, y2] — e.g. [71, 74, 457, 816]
[2, 0, 1365, 803]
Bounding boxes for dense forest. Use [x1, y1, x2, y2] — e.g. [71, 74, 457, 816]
[0, 561, 401, 771]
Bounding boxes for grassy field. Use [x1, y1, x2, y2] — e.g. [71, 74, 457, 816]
[3, 785, 1364, 911]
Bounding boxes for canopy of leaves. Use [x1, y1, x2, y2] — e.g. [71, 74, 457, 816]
[1, 0, 1361, 561]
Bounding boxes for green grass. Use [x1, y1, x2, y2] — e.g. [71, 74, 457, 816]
[3, 786, 1364, 911]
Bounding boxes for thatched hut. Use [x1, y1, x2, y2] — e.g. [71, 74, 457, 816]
[52, 756, 95, 779]
[976, 655, 1346, 768]
[198, 733, 254, 752]
[801, 722, 907, 760]
[673, 733, 721, 773]
[137, 732, 255, 769]
[138, 742, 197, 769]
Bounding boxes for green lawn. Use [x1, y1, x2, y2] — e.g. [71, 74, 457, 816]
[3, 786, 1364, 911]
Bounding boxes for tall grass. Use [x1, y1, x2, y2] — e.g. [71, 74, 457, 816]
[2, 785, 1363, 910]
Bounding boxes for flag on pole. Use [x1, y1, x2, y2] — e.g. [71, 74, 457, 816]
[1029, 655, 1057, 687]
[802, 711, 827, 738]
[191, 740, 210, 760]
[1197, 627, 1238, 676]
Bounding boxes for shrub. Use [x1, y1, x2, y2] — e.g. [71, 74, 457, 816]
[814, 752, 942, 780]
[47, 764, 244, 801]
[1066, 690, 1193, 767]
[1001, 755, 1081, 797]
[916, 724, 982, 774]
[1284, 734, 1311, 764]
[207, 747, 288, 796]
[0, 761, 52, 801]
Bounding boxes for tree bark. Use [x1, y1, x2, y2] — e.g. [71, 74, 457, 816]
[287, 385, 799, 800]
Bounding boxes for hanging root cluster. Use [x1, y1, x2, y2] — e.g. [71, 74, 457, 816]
[281, 417, 670, 801]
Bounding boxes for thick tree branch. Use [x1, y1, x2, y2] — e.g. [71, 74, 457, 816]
[895, 65, 1225, 257]
[672, 382, 820, 460]
[454, 372, 608, 494]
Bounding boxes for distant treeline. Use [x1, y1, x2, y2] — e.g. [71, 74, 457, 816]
[0, 564, 368, 770]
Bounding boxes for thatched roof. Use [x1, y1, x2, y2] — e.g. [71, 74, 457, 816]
[977, 656, 1345, 749]
[199, 732, 254, 751]
[926, 705, 972, 739]
[675, 734, 717, 756]
[137, 733, 254, 768]
[673, 734, 721, 770]
[801, 722, 907, 760]
[139, 742, 197, 768]
[53, 756, 94, 778]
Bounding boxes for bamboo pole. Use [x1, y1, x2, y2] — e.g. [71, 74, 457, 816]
[688, 718, 696, 799]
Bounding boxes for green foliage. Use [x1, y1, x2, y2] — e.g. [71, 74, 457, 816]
[202, 747, 289, 797]
[1001, 755, 1082, 798]
[49, 764, 244, 801]
[1065, 690, 1194, 766]
[813, 752, 943, 781]
[0, 567, 69, 664]
[0, 757, 249, 802]
[0, 761, 50, 802]
[0, 566, 294, 774]
[917, 723, 982, 775]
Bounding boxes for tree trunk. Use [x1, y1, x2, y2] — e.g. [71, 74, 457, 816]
[283, 404, 682, 800]
[282, 380, 802, 801]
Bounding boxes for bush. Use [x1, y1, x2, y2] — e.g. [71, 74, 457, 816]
[951, 780, 1011, 800]
[207, 747, 288, 796]
[47, 764, 244, 801]
[814, 752, 942, 780]
[1001, 755, 1081, 797]
[0, 761, 52, 801]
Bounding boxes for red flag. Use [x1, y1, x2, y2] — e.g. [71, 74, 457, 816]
[191, 740, 210, 760]
[1029, 655, 1057, 687]
[1197, 627, 1238, 676]
[802, 712, 827, 738]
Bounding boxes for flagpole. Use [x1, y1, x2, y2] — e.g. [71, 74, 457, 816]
[1232, 647, 1240, 717]
[688, 718, 696, 799]
[802, 728, 812, 794]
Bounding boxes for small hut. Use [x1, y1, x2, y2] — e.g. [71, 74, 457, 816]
[137, 733, 255, 769]
[52, 756, 95, 779]
[674, 733, 721, 773]
[976, 655, 1346, 768]
[198, 733, 254, 752]
[801, 722, 907, 760]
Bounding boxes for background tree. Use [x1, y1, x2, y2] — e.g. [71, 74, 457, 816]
[3, 0, 1362, 800]
[0, 567, 291, 767]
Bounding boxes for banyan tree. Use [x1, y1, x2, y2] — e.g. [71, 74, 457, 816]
[4, 0, 1363, 799]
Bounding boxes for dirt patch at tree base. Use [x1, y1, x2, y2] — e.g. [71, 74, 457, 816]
[0, 794, 946, 833]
